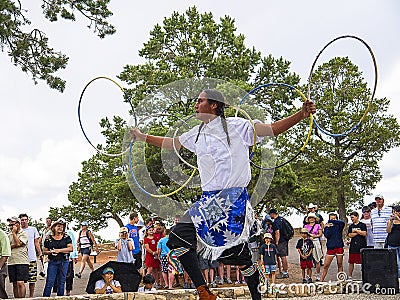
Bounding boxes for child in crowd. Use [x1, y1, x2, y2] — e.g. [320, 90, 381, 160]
[347, 211, 367, 280]
[296, 228, 314, 284]
[259, 233, 278, 284]
[115, 227, 134, 263]
[144, 226, 161, 288]
[198, 253, 218, 288]
[157, 229, 175, 289]
[94, 267, 122, 294]
[138, 274, 156, 292]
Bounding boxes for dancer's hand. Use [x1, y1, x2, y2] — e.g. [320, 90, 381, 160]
[301, 99, 316, 118]
[129, 128, 147, 142]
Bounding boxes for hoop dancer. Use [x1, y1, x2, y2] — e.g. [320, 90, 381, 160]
[131, 89, 315, 300]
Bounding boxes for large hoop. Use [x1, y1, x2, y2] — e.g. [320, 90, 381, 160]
[307, 35, 378, 138]
[239, 83, 313, 170]
[128, 112, 198, 199]
[78, 76, 134, 157]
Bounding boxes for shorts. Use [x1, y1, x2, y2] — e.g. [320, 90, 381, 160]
[80, 247, 91, 255]
[263, 264, 277, 274]
[198, 256, 218, 270]
[326, 247, 344, 256]
[277, 240, 288, 257]
[348, 253, 361, 264]
[28, 261, 38, 283]
[8, 264, 29, 283]
[300, 260, 313, 269]
[160, 256, 171, 273]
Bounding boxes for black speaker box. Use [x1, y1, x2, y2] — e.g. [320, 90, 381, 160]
[361, 248, 399, 294]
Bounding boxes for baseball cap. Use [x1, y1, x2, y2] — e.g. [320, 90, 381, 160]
[307, 203, 317, 209]
[102, 267, 114, 274]
[81, 221, 88, 226]
[375, 194, 384, 199]
[119, 227, 128, 233]
[7, 216, 20, 223]
[136, 220, 145, 227]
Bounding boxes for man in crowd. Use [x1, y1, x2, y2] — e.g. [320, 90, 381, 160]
[7, 216, 29, 298]
[0, 223, 11, 298]
[126, 212, 142, 270]
[19, 213, 42, 297]
[370, 194, 392, 248]
[269, 209, 290, 279]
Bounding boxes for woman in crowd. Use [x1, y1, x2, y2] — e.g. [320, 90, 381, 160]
[76, 221, 98, 278]
[386, 205, 400, 278]
[42, 219, 72, 297]
[303, 213, 323, 281]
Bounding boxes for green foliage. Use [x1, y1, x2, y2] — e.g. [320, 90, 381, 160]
[0, 0, 115, 91]
[293, 57, 400, 220]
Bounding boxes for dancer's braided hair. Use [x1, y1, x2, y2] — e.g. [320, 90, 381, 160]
[194, 89, 230, 146]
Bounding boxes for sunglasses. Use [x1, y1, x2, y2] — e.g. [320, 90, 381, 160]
[8, 223, 16, 227]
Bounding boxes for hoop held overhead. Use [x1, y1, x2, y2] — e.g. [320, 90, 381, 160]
[307, 35, 378, 138]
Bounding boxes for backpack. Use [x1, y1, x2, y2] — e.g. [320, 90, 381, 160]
[78, 230, 94, 246]
[279, 217, 294, 240]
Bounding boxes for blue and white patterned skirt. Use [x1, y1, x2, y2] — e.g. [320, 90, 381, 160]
[189, 187, 255, 260]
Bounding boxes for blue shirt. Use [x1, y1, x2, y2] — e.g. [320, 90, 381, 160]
[125, 223, 141, 254]
[157, 236, 170, 257]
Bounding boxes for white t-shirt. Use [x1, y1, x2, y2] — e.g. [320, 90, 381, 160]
[179, 117, 262, 191]
[94, 279, 121, 294]
[23, 226, 40, 262]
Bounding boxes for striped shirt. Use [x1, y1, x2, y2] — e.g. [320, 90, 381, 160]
[370, 206, 392, 244]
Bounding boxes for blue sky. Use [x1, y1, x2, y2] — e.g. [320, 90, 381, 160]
[1, 1, 399, 239]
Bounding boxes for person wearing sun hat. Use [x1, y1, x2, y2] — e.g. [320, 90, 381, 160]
[370, 194, 392, 249]
[296, 228, 314, 284]
[304, 212, 323, 281]
[258, 232, 278, 284]
[42, 218, 72, 296]
[95, 267, 122, 294]
[303, 203, 324, 227]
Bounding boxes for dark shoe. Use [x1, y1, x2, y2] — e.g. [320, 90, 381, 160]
[307, 278, 313, 284]
[196, 285, 217, 300]
[276, 273, 284, 279]
[302, 278, 307, 284]
[282, 272, 289, 278]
